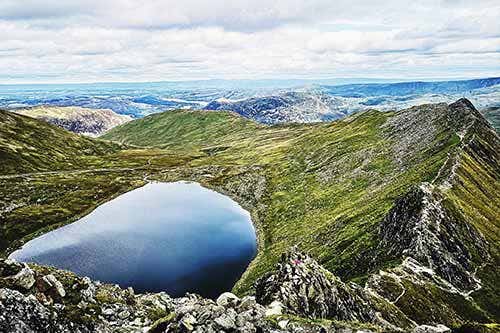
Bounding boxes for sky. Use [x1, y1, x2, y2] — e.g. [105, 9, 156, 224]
[0, 0, 499, 83]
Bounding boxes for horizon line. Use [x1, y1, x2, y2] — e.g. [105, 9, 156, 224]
[1, 75, 499, 87]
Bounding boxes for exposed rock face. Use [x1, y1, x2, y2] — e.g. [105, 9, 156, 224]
[255, 249, 416, 331]
[13, 106, 132, 136]
[256, 249, 375, 322]
[378, 184, 488, 292]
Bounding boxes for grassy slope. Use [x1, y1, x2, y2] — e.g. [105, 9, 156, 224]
[1, 103, 498, 325]
[101, 110, 263, 150]
[0, 110, 120, 174]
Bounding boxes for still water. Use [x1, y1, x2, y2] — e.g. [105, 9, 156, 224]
[10, 182, 257, 298]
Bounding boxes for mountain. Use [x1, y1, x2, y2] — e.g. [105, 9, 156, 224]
[1, 78, 499, 125]
[12, 106, 132, 136]
[101, 109, 262, 149]
[203, 91, 350, 124]
[321, 77, 500, 97]
[0, 110, 121, 175]
[0, 99, 499, 331]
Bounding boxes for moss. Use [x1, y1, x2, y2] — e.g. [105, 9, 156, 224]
[148, 313, 176, 333]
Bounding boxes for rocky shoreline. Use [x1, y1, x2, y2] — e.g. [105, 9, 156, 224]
[1, 249, 462, 333]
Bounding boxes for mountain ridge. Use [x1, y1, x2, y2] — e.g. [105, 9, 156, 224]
[12, 106, 132, 136]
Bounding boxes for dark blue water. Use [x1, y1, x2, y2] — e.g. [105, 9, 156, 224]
[9, 182, 257, 298]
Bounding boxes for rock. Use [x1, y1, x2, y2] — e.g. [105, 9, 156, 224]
[0, 258, 23, 277]
[118, 310, 131, 320]
[278, 319, 289, 329]
[216, 292, 240, 307]
[40, 274, 66, 297]
[181, 313, 197, 330]
[8, 265, 36, 290]
[265, 301, 284, 316]
[238, 296, 257, 311]
[378, 184, 488, 292]
[0, 288, 95, 332]
[102, 307, 115, 317]
[214, 309, 237, 330]
[256, 248, 374, 322]
[413, 324, 451, 333]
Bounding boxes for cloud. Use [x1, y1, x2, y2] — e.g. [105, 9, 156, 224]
[0, 0, 499, 83]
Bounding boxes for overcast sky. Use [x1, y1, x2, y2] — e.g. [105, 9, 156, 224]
[1, 0, 499, 83]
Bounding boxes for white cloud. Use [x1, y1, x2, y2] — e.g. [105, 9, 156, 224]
[0, 0, 499, 83]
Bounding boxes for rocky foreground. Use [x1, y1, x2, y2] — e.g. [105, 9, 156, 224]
[0, 249, 469, 333]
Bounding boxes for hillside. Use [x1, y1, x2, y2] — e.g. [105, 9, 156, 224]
[101, 109, 263, 149]
[12, 106, 132, 136]
[0, 110, 121, 174]
[0, 99, 498, 331]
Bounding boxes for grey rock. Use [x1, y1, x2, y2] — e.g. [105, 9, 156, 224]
[216, 291, 240, 307]
[214, 309, 237, 330]
[40, 274, 66, 298]
[256, 248, 374, 322]
[413, 324, 451, 333]
[9, 265, 36, 290]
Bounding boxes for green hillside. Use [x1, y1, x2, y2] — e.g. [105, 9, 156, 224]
[1, 100, 499, 328]
[0, 110, 120, 174]
[101, 109, 263, 149]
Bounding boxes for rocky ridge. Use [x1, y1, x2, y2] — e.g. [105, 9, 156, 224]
[13, 106, 132, 136]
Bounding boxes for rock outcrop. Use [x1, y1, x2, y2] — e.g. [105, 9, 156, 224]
[255, 248, 375, 322]
[0, 253, 417, 333]
[378, 184, 488, 292]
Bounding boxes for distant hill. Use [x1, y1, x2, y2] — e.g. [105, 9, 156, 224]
[101, 109, 262, 149]
[321, 77, 500, 97]
[12, 106, 132, 136]
[204, 91, 350, 124]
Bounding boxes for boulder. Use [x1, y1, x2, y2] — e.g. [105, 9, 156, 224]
[39, 274, 66, 298]
[216, 292, 240, 307]
[9, 266, 36, 290]
[413, 324, 451, 333]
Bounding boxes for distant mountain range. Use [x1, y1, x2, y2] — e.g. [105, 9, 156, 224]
[1, 77, 499, 130]
[321, 77, 500, 97]
[204, 91, 350, 123]
[203, 77, 500, 125]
